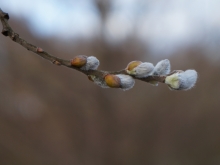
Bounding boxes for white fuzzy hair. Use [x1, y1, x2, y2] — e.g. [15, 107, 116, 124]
[133, 62, 154, 78]
[165, 70, 198, 90]
[153, 59, 171, 75]
[81, 56, 100, 70]
[116, 74, 135, 91]
[178, 70, 198, 90]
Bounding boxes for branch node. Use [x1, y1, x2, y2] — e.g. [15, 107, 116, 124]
[88, 75, 93, 81]
[2, 12, 9, 20]
[11, 33, 18, 41]
[52, 60, 61, 66]
[1, 28, 9, 36]
[36, 47, 44, 53]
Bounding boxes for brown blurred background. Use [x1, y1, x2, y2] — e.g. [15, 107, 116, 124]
[1, 1, 220, 165]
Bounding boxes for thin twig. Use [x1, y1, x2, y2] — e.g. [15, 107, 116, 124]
[0, 8, 166, 85]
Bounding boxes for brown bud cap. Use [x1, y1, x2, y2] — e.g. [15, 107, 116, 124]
[71, 55, 87, 67]
[126, 61, 142, 71]
[104, 74, 121, 88]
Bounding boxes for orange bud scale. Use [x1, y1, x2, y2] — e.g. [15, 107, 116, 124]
[104, 74, 121, 88]
[71, 55, 87, 67]
[126, 61, 142, 71]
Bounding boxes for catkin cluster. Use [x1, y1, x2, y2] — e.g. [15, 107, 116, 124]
[70, 56, 198, 91]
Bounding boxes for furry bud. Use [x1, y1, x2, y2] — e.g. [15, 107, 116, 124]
[71, 55, 100, 70]
[116, 74, 135, 91]
[126, 61, 154, 78]
[165, 70, 198, 90]
[153, 59, 171, 75]
[81, 56, 99, 70]
[104, 74, 121, 88]
[104, 74, 135, 91]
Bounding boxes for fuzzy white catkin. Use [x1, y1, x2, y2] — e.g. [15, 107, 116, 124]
[165, 70, 198, 90]
[81, 56, 99, 70]
[178, 70, 198, 90]
[153, 59, 171, 75]
[133, 62, 154, 78]
[116, 74, 135, 91]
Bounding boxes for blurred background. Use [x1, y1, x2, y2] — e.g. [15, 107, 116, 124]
[0, 0, 220, 165]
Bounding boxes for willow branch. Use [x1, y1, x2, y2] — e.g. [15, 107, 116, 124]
[0, 8, 167, 86]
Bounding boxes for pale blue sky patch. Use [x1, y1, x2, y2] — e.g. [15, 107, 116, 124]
[1, 0, 100, 38]
[1, 0, 220, 56]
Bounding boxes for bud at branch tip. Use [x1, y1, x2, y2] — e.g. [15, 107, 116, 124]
[165, 70, 198, 91]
